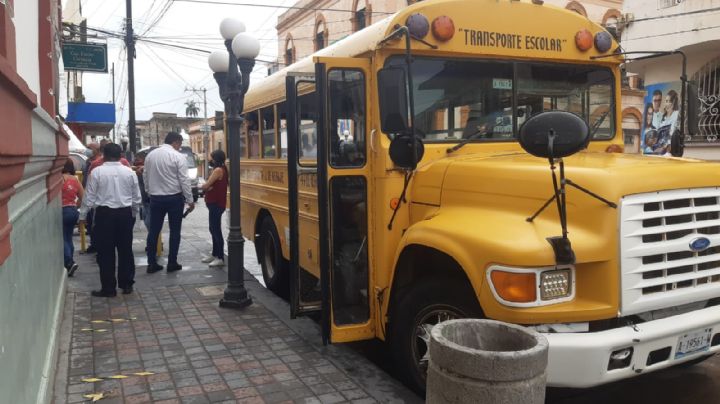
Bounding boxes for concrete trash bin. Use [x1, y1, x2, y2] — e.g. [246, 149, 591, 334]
[426, 319, 549, 404]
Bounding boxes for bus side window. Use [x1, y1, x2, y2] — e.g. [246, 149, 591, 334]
[298, 92, 318, 165]
[246, 111, 260, 158]
[328, 69, 365, 168]
[278, 102, 288, 158]
[262, 106, 277, 158]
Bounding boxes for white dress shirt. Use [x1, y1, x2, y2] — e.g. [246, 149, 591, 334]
[79, 162, 142, 220]
[143, 144, 193, 203]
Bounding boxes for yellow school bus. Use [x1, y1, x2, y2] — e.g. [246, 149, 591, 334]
[238, 0, 719, 393]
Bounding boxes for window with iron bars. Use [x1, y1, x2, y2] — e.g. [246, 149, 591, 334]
[688, 56, 720, 143]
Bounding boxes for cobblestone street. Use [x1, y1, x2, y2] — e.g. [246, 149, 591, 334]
[52, 201, 420, 404]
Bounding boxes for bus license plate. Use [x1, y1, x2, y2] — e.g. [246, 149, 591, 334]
[675, 328, 712, 359]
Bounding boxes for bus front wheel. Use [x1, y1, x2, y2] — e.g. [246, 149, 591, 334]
[259, 216, 288, 298]
[389, 280, 482, 395]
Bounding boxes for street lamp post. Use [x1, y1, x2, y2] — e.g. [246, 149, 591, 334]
[208, 18, 260, 309]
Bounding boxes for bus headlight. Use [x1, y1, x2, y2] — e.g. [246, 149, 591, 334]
[540, 269, 572, 300]
[487, 265, 575, 307]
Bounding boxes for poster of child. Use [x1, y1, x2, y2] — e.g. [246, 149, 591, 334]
[641, 83, 682, 155]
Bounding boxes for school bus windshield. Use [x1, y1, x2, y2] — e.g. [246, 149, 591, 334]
[386, 56, 615, 142]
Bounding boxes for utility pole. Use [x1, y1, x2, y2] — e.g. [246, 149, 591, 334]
[111, 63, 116, 143]
[125, 0, 137, 153]
[185, 87, 209, 175]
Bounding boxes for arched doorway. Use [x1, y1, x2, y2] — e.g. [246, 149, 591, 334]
[622, 107, 642, 153]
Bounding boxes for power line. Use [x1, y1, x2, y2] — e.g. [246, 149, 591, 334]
[623, 22, 720, 42]
[630, 6, 720, 23]
[172, 0, 393, 14]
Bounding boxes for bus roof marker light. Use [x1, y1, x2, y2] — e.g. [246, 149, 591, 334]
[575, 29, 593, 52]
[406, 13, 429, 39]
[431, 16, 455, 41]
[594, 31, 612, 53]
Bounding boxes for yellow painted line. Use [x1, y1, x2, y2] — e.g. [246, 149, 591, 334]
[107, 375, 128, 379]
[133, 371, 155, 376]
[81, 377, 104, 383]
[83, 392, 106, 402]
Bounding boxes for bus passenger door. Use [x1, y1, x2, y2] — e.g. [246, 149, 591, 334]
[285, 73, 325, 328]
[315, 57, 374, 343]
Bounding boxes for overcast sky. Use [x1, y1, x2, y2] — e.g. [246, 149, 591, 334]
[61, 0, 288, 132]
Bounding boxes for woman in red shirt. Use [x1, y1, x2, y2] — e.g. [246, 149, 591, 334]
[201, 150, 228, 267]
[62, 159, 84, 276]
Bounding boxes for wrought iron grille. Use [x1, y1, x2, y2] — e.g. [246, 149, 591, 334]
[658, 0, 683, 9]
[688, 56, 720, 143]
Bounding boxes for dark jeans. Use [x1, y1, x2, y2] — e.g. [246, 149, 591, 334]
[147, 194, 184, 266]
[207, 203, 225, 259]
[62, 206, 79, 268]
[94, 206, 135, 291]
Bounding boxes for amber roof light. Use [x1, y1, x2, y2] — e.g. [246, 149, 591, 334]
[431, 16, 455, 41]
[575, 29, 593, 51]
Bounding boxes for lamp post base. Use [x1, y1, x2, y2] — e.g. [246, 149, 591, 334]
[219, 287, 252, 309]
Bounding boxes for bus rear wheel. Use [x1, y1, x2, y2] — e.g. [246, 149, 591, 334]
[259, 216, 288, 298]
[389, 280, 481, 396]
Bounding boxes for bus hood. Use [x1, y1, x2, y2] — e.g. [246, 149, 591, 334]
[412, 151, 720, 208]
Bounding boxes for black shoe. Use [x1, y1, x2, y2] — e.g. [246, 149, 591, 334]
[166, 263, 183, 273]
[85, 245, 97, 254]
[146, 264, 164, 274]
[122, 286, 133, 295]
[68, 263, 79, 277]
[91, 289, 117, 297]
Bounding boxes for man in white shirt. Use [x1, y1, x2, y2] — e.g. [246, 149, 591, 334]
[143, 132, 195, 273]
[79, 143, 142, 297]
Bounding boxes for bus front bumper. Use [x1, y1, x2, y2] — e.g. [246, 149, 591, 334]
[543, 304, 720, 388]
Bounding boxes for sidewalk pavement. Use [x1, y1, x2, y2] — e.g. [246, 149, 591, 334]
[53, 200, 421, 404]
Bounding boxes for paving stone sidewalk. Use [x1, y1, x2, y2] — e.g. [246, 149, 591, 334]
[53, 200, 420, 404]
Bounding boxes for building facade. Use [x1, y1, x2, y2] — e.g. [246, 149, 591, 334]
[136, 112, 201, 149]
[622, 0, 720, 159]
[0, 0, 68, 402]
[188, 113, 227, 178]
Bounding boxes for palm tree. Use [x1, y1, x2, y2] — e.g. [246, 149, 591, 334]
[185, 100, 200, 117]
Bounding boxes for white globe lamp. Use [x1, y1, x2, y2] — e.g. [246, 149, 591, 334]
[231, 33, 260, 60]
[219, 18, 245, 41]
[208, 50, 230, 73]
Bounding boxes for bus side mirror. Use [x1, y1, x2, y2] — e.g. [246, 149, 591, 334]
[687, 80, 700, 136]
[519, 111, 590, 159]
[377, 67, 409, 134]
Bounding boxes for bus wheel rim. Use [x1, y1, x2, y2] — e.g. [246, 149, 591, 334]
[411, 306, 462, 382]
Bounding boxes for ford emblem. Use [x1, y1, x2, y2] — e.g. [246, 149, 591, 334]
[689, 237, 711, 252]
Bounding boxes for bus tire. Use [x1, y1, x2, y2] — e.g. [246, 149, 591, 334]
[259, 216, 289, 298]
[389, 279, 482, 396]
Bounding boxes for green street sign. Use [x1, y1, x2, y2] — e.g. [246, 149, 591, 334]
[62, 42, 108, 72]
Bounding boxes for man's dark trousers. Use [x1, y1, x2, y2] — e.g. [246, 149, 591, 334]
[147, 194, 184, 266]
[94, 206, 135, 292]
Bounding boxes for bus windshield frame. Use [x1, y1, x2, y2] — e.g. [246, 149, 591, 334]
[385, 56, 616, 143]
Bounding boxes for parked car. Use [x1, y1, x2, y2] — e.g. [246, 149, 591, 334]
[197, 177, 206, 197]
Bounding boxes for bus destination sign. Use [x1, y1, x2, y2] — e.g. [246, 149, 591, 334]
[459, 28, 566, 52]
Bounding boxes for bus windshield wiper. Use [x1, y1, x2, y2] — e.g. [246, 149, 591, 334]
[446, 129, 488, 154]
[589, 109, 610, 138]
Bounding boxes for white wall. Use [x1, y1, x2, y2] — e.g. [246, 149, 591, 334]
[13, 0, 41, 98]
[622, 0, 720, 52]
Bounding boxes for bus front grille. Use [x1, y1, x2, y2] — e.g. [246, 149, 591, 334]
[620, 188, 720, 315]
